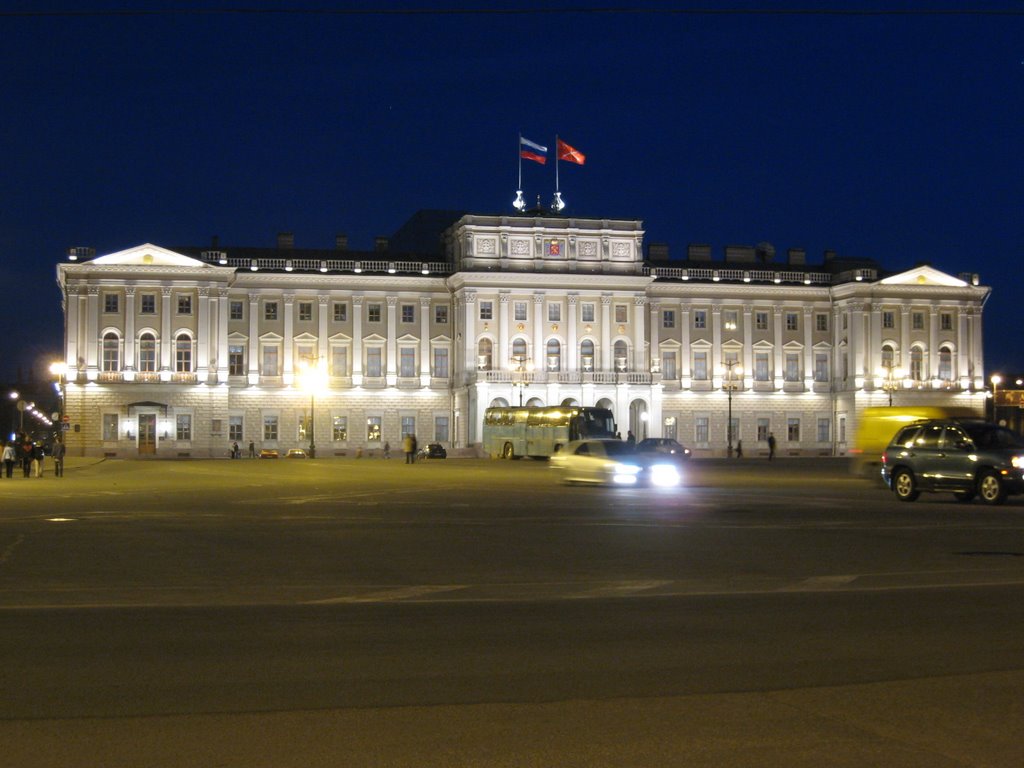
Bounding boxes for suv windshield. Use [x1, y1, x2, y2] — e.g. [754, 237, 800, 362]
[961, 422, 1024, 449]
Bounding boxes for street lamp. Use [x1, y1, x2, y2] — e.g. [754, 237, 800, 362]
[50, 361, 67, 430]
[721, 360, 742, 458]
[511, 355, 532, 407]
[991, 374, 1002, 425]
[877, 363, 904, 407]
[298, 358, 328, 458]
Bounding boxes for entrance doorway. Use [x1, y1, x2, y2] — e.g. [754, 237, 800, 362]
[138, 414, 157, 455]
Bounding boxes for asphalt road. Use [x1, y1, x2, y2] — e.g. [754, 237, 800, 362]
[2, 457, 1023, 766]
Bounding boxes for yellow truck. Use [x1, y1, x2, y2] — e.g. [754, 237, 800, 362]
[849, 406, 980, 479]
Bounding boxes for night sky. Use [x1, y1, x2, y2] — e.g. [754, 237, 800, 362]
[2, 2, 1021, 382]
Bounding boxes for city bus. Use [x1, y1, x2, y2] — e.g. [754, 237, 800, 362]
[482, 405, 617, 459]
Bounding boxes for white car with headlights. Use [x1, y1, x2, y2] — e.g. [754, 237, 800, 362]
[550, 439, 682, 487]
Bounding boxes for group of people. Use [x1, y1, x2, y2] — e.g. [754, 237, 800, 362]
[1, 434, 65, 478]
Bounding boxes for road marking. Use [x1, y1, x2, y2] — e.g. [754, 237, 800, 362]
[569, 580, 674, 598]
[304, 584, 467, 604]
[781, 575, 859, 591]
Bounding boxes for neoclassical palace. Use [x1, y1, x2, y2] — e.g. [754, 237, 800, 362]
[56, 210, 989, 458]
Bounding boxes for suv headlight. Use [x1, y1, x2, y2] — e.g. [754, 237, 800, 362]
[1011, 456, 1024, 469]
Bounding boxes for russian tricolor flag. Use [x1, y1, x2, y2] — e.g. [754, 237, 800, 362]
[520, 136, 548, 165]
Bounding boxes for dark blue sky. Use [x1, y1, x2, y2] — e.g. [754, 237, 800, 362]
[2, 2, 1021, 381]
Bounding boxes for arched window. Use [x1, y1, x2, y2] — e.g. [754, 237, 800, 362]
[512, 338, 528, 361]
[910, 347, 924, 381]
[175, 333, 193, 372]
[101, 332, 120, 372]
[614, 340, 628, 372]
[881, 344, 895, 370]
[580, 339, 595, 371]
[938, 346, 953, 381]
[546, 339, 561, 372]
[477, 338, 492, 371]
[138, 333, 157, 373]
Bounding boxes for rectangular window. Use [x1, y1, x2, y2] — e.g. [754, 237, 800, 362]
[755, 353, 770, 381]
[695, 416, 709, 444]
[548, 303, 561, 322]
[434, 416, 450, 444]
[102, 414, 119, 442]
[814, 352, 829, 382]
[295, 345, 314, 367]
[785, 353, 800, 382]
[723, 310, 738, 331]
[400, 348, 416, 377]
[368, 303, 381, 323]
[755, 311, 768, 331]
[229, 345, 245, 376]
[816, 313, 829, 332]
[817, 418, 830, 443]
[787, 418, 800, 442]
[298, 302, 313, 321]
[693, 310, 707, 329]
[615, 304, 628, 323]
[261, 345, 279, 376]
[757, 418, 770, 442]
[177, 295, 192, 315]
[333, 302, 347, 322]
[729, 417, 739, 445]
[263, 415, 278, 441]
[661, 351, 677, 379]
[366, 416, 382, 442]
[912, 312, 924, 330]
[434, 305, 448, 324]
[693, 351, 708, 380]
[433, 347, 449, 378]
[401, 416, 416, 438]
[264, 301, 278, 321]
[479, 301, 493, 320]
[514, 302, 528, 322]
[175, 337, 192, 372]
[229, 416, 243, 442]
[581, 303, 595, 323]
[366, 347, 382, 377]
[401, 304, 415, 323]
[882, 311, 895, 329]
[940, 313, 953, 331]
[104, 293, 119, 313]
[140, 294, 156, 314]
[785, 312, 799, 331]
[662, 310, 675, 329]
[333, 415, 348, 442]
[331, 346, 348, 377]
[230, 301, 244, 320]
[212, 419, 223, 437]
[297, 411, 308, 442]
[176, 414, 192, 441]
[139, 337, 156, 372]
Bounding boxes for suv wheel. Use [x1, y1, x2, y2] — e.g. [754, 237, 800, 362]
[977, 471, 1007, 505]
[892, 469, 919, 502]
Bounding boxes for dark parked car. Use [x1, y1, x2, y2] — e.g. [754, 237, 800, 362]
[418, 442, 447, 459]
[881, 419, 1024, 505]
[635, 437, 691, 461]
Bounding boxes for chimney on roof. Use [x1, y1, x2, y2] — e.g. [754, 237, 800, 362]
[725, 245, 755, 263]
[277, 232, 294, 250]
[823, 249, 836, 262]
[648, 243, 670, 261]
[335, 234, 348, 251]
[375, 236, 389, 252]
[787, 248, 806, 266]
[687, 244, 712, 261]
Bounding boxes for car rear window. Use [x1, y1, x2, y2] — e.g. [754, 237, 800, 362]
[963, 423, 1024, 448]
[602, 441, 636, 457]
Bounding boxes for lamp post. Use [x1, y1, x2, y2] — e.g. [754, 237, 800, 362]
[299, 358, 328, 458]
[991, 374, 1002, 425]
[50, 361, 67, 434]
[721, 360, 742, 458]
[511, 355, 532, 407]
[878, 363, 904, 407]
[9, 391, 19, 438]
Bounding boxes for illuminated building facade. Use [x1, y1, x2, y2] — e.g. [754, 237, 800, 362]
[56, 211, 989, 457]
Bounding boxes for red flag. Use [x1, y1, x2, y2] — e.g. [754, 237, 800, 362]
[520, 150, 547, 165]
[557, 138, 585, 165]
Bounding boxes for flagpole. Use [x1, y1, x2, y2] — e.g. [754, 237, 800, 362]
[555, 134, 560, 192]
[517, 132, 522, 190]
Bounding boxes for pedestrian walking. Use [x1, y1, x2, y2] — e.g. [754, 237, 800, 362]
[767, 432, 776, 460]
[403, 433, 414, 464]
[232, 441, 240, 459]
[2, 442, 15, 478]
[248, 440, 255, 459]
[735, 439, 743, 459]
[383, 441, 391, 459]
[626, 430, 636, 446]
[52, 439, 65, 477]
[32, 443, 45, 477]
[20, 438, 32, 477]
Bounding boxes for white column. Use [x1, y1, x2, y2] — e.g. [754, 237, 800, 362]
[197, 287, 211, 380]
[498, 294, 510, 369]
[869, 304, 882, 376]
[533, 294, 544, 371]
[386, 296, 398, 383]
[85, 286, 100, 380]
[283, 294, 295, 385]
[567, 295, 578, 372]
[318, 296, 330, 364]
[648, 301, 660, 372]
[420, 297, 431, 383]
[66, 288, 82, 377]
[680, 304, 691, 386]
[218, 289, 230, 383]
[352, 296, 364, 383]
[633, 297, 646, 372]
[929, 306, 939, 379]
[712, 304, 723, 385]
[803, 307, 813, 390]
[773, 306, 784, 389]
[160, 287, 173, 374]
[957, 308, 969, 384]
[849, 303, 864, 387]
[601, 296, 612, 372]
[742, 304, 753, 387]
[247, 292, 259, 385]
[124, 287, 137, 375]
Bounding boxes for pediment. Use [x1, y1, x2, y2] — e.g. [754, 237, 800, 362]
[879, 265, 967, 287]
[88, 244, 211, 268]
